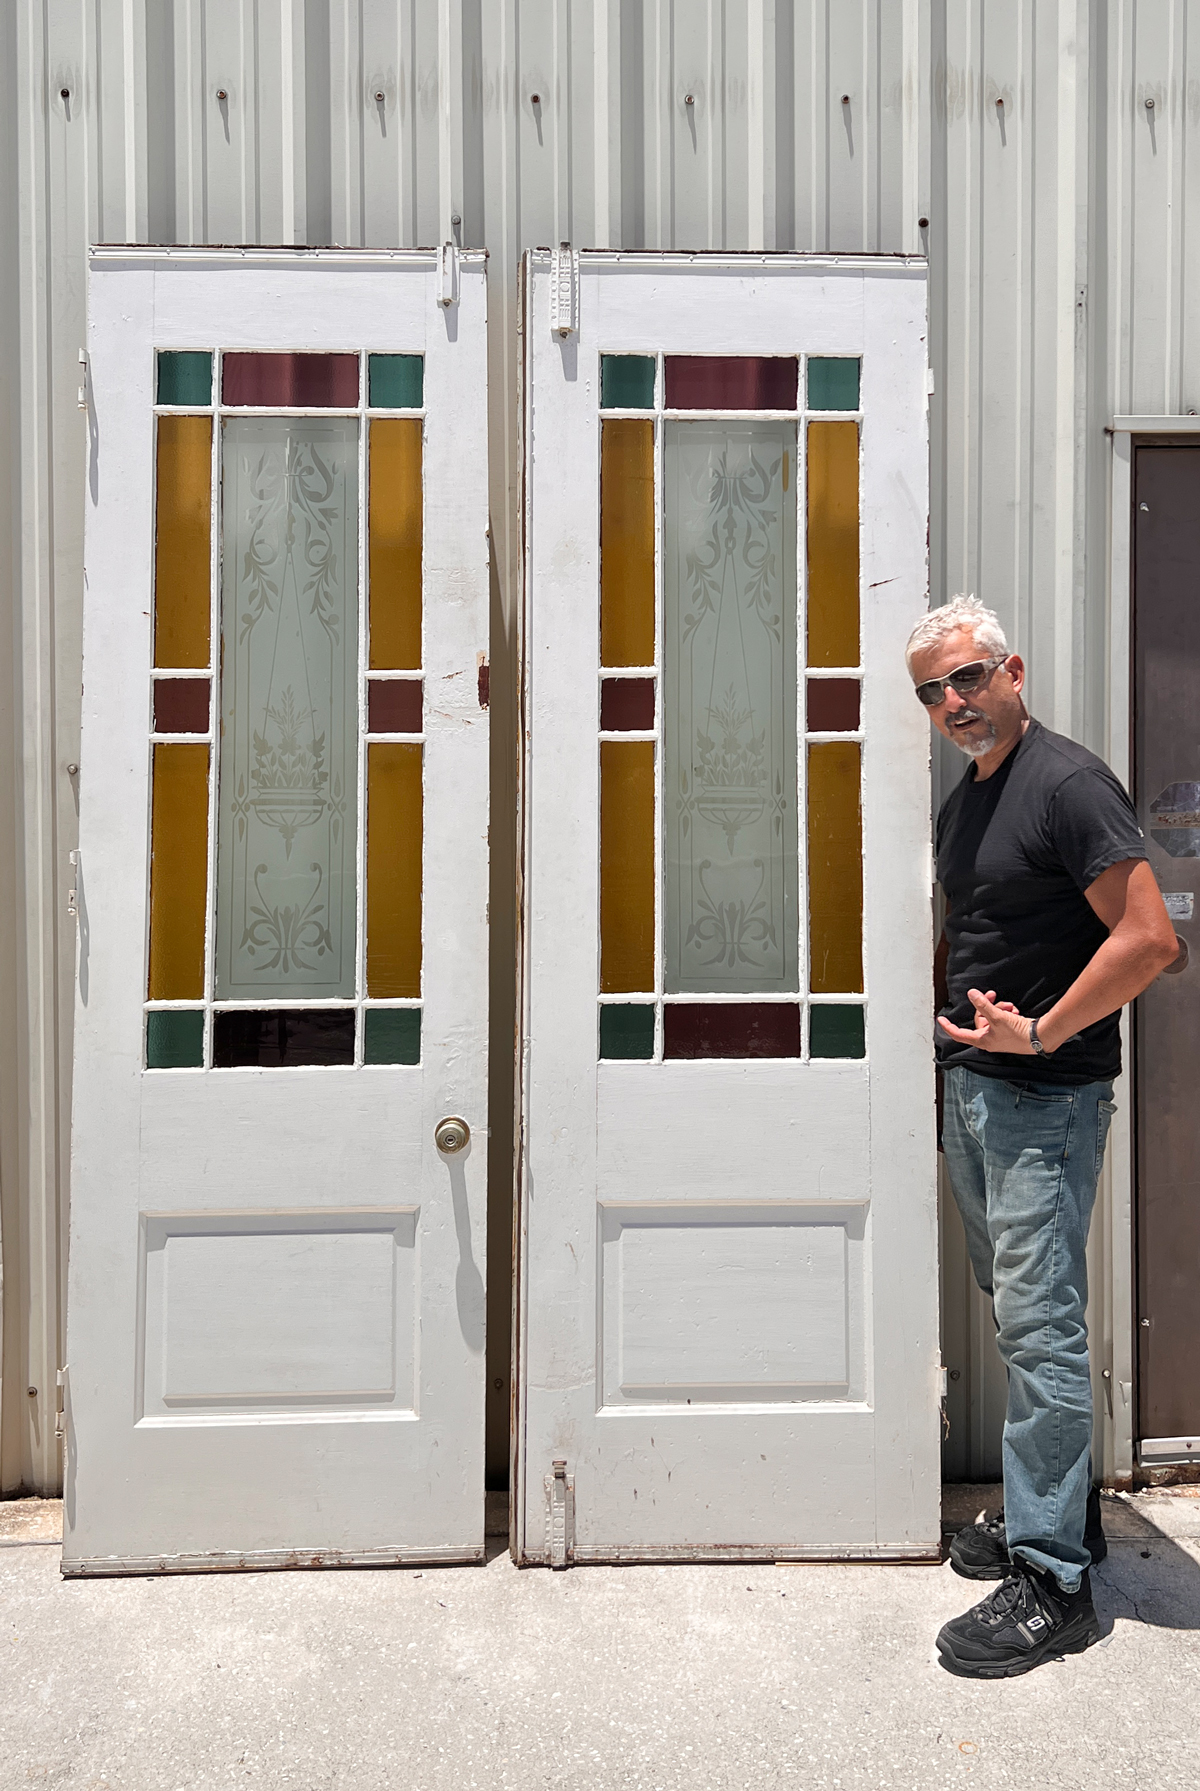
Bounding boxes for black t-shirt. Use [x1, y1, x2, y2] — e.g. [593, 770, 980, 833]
[936, 719, 1148, 1085]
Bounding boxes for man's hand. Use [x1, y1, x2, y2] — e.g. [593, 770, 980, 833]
[938, 988, 1035, 1054]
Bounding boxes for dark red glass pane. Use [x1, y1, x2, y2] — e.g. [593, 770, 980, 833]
[212, 1009, 355, 1067]
[601, 677, 656, 731]
[368, 679, 423, 733]
[806, 678, 860, 732]
[664, 357, 798, 411]
[153, 677, 211, 734]
[663, 1003, 801, 1059]
[221, 353, 359, 408]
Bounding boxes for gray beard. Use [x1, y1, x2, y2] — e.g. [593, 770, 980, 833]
[949, 713, 998, 758]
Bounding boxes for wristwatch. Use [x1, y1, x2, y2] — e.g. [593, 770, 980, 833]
[1029, 1017, 1046, 1056]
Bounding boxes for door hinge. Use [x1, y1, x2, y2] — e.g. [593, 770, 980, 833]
[938, 1362, 949, 1439]
[77, 348, 89, 411]
[1101, 1366, 1114, 1419]
[67, 849, 79, 918]
[55, 1366, 68, 1441]
[544, 1458, 575, 1568]
[438, 241, 460, 308]
[549, 243, 579, 339]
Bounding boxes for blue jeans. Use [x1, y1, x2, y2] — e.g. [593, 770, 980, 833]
[941, 1065, 1117, 1592]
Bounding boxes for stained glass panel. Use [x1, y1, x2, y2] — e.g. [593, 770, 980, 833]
[366, 743, 423, 998]
[600, 420, 655, 668]
[599, 741, 655, 993]
[807, 421, 860, 668]
[147, 743, 209, 1000]
[153, 678, 210, 735]
[600, 678, 655, 731]
[364, 1008, 422, 1064]
[157, 351, 212, 407]
[663, 422, 799, 994]
[369, 419, 423, 670]
[146, 1009, 205, 1069]
[212, 1009, 356, 1067]
[807, 358, 860, 411]
[222, 353, 359, 408]
[599, 1005, 655, 1060]
[808, 741, 863, 994]
[665, 357, 797, 410]
[214, 419, 359, 1000]
[663, 1003, 801, 1059]
[154, 416, 212, 669]
[369, 354, 423, 409]
[809, 1005, 866, 1058]
[601, 355, 655, 410]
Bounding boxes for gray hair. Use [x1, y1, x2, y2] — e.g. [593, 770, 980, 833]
[904, 595, 1009, 675]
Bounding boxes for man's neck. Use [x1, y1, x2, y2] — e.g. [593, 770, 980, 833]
[972, 714, 1031, 781]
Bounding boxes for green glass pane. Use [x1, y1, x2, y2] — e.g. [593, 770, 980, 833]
[807, 358, 860, 412]
[157, 352, 213, 407]
[599, 1004, 655, 1060]
[369, 355, 424, 409]
[364, 1007, 422, 1064]
[601, 356, 656, 411]
[809, 1005, 866, 1059]
[146, 1009, 205, 1068]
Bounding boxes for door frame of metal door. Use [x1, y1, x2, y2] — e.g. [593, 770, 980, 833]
[1113, 418, 1200, 1477]
[1110, 418, 1200, 1481]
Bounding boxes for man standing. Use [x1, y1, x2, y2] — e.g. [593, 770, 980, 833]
[907, 595, 1179, 1679]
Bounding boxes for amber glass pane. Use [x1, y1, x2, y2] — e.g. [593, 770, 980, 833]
[368, 679, 423, 733]
[808, 742, 863, 994]
[806, 678, 860, 732]
[600, 741, 654, 992]
[154, 417, 212, 669]
[600, 420, 655, 668]
[807, 421, 859, 668]
[147, 743, 209, 1000]
[665, 357, 797, 410]
[221, 353, 359, 408]
[663, 1003, 801, 1059]
[367, 743, 422, 997]
[369, 419, 423, 670]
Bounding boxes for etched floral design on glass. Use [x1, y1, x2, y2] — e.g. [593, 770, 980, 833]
[664, 422, 798, 994]
[215, 419, 359, 998]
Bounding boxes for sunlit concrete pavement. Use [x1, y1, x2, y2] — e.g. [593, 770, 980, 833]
[2, 1488, 1199, 1791]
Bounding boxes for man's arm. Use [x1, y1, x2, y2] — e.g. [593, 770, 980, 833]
[937, 859, 1180, 1056]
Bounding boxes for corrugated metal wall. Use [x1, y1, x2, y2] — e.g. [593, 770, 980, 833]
[3, 0, 1196, 1493]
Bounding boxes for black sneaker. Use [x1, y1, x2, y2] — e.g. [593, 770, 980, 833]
[937, 1563, 1100, 1679]
[949, 1486, 1108, 1581]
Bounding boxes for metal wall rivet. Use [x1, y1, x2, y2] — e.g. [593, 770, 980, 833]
[216, 88, 228, 102]
[374, 90, 385, 102]
[1146, 97, 1155, 109]
[60, 88, 70, 101]
[685, 93, 695, 106]
[530, 92, 540, 105]
[918, 216, 930, 229]
[27, 1387, 37, 1398]
[66, 763, 79, 776]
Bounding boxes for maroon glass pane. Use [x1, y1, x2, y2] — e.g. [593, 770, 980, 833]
[368, 679, 423, 733]
[153, 677, 211, 734]
[664, 357, 798, 411]
[601, 677, 656, 731]
[663, 1003, 801, 1059]
[221, 353, 360, 408]
[806, 678, 860, 732]
[212, 1009, 355, 1067]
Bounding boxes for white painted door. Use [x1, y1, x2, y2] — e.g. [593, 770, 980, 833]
[65, 249, 489, 1573]
[517, 252, 939, 1562]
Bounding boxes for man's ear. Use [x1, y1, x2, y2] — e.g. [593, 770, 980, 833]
[1005, 653, 1025, 695]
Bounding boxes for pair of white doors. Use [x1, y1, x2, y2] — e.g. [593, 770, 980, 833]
[66, 247, 938, 1574]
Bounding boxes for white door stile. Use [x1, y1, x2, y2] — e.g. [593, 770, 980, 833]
[67, 249, 490, 1574]
[516, 252, 939, 1564]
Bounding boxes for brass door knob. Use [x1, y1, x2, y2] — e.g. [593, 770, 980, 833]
[435, 1116, 470, 1154]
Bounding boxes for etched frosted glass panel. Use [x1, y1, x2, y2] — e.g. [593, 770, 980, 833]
[215, 419, 358, 999]
[664, 422, 799, 994]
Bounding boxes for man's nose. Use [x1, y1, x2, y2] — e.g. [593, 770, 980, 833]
[941, 684, 969, 714]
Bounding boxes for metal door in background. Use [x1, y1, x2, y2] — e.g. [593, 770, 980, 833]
[66, 249, 490, 1573]
[516, 251, 940, 1562]
[1133, 440, 1200, 1468]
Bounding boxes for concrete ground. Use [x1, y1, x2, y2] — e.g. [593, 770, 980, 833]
[2, 1488, 1199, 1791]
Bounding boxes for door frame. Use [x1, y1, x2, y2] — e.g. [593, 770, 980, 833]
[1111, 417, 1200, 1477]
